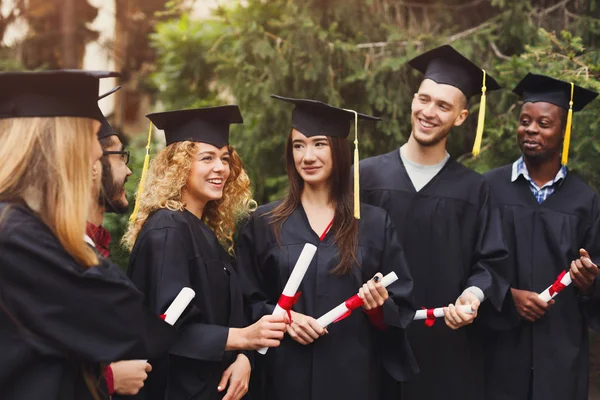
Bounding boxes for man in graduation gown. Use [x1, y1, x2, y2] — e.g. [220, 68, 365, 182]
[483, 73, 600, 400]
[359, 45, 510, 400]
[86, 100, 153, 398]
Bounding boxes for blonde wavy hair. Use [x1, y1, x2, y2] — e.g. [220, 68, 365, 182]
[123, 141, 256, 253]
[0, 117, 99, 268]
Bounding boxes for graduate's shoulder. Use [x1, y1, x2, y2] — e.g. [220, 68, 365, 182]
[564, 171, 600, 209]
[0, 203, 60, 248]
[483, 164, 512, 187]
[359, 202, 390, 224]
[359, 149, 402, 189]
[252, 200, 283, 220]
[141, 208, 192, 231]
[359, 149, 398, 174]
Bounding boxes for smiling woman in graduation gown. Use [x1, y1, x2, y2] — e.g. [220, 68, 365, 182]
[123, 106, 287, 400]
[483, 74, 600, 400]
[235, 96, 418, 400]
[359, 46, 509, 400]
[0, 71, 175, 400]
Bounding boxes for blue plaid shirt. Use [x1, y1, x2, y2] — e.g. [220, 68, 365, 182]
[511, 156, 567, 204]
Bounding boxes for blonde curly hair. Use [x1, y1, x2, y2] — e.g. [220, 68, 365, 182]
[122, 141, 255, 253]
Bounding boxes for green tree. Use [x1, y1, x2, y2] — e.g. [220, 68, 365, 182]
[149, 0, 600, 206]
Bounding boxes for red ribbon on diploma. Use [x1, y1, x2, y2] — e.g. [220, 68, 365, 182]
[422, 307, 436, 327]
[277, 292, 302, 322]
[159, 314, 166, 320]
[333, 294, 364, 323]
[549, 270, 568, 297]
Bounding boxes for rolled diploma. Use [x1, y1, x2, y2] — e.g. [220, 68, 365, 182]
[163, 287, 196, 325]
[413, 305, 474, 320]
[139, 287, 196, 362]
[538, 270, 573, 303]
[257, 243, 318, 355]
[316, 271, 398, 328]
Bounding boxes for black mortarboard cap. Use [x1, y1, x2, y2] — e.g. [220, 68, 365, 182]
[513, 73, 598, 111]
[408, 45, 501, 99]
[271, 95, 381, 138]
[146, 105, 243, 147]
[0, 70, 120, 121]
[97, 86, 121, 140]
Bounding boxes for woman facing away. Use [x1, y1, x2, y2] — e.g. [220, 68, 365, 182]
[234, 96, 419, 400]
[0, 70, 176, 400]
[122, 106, 288, 400]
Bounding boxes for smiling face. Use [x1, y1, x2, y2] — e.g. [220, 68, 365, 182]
[410, 78, 469, 147]
[291, 129, 333, 187]
[183, 143, 231, 207]
[517, 101, 565, 162]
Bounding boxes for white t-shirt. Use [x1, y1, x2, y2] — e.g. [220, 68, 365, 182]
[399, 145, 450, 192]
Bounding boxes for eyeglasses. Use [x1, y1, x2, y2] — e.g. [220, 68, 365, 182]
[103, 150, 130, 165]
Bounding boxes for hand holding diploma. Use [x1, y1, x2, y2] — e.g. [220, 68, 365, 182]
[414, 305, 474, 327]
[257, 243, 317, 354]
[316, 272, 398, 328]
[359, 272, 389, 310]
[444, 291, 480, 330]
[287, 310, 327, 345]
[569, 248, 598, 296]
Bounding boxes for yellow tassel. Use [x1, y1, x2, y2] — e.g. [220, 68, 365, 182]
[129, 122, 153, 222]
[472, 69, 487, 157]
[561, 82, 575, 166]
[344, 108, 360, 219]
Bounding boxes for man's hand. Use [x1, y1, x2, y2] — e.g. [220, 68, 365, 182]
[511, 288, 554, 322]
[444, 291, 480, 330]
[570, 248, 598, 296]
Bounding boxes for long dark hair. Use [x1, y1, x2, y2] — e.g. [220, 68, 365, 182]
[269, 130, 359, 275]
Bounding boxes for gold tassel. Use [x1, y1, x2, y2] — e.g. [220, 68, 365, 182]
[561, 82, 575, 165]
[472, 69, 487, 157]
[344, 109, 360, 219]
[129, 122, 153, 222]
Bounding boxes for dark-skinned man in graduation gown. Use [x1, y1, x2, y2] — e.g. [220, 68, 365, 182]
[483, 73, 600, 400]
[359, 45, 510, 400]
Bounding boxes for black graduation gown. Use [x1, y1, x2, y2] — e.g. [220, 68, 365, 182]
[126, 208, 248, 400]
[0, 203, 176, 400]
[483, 165, 600, 400]
[359, 150, 510, 400]
[235, 201, 418, 400]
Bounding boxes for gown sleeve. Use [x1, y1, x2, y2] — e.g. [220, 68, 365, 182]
[373, 212, 419, 381]
[0, 216, 176, 364]
[465, 183, 511, 311]
[234, 215, 276, 323]
[130, 226, 229, 362]
[581, 197, 600, 329]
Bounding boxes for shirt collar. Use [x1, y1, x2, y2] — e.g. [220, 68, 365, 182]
[511, 156, 567, 186]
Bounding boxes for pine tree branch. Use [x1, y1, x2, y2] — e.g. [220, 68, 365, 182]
[393, 0, 486, 10]
[490, 41, 511, 61]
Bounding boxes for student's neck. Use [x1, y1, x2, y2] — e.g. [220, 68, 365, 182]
[183, 194, 206, 220]
[301, 183, 332, 209]
[523, 154, 562, 187]
[403, 134, 448, 165]
[88, 202, 105, 227]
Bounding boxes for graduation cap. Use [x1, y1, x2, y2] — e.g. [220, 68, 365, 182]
[272, 95, 382, 219]
[0, 70, 120, 122]
[97, 86, 121, 140]
[146, 105, 243, 148]
[513, 73, 598, 165]
[408, 45, 501, 156]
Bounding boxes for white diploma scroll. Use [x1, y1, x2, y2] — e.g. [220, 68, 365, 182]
[538, 270, 573, 303]
[139, 287, 195, 362]
[413, 305, 474, 320]
[162, 287, 196, 325]
[316, 272, 399, 328]
[258, 243, 318, 355]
